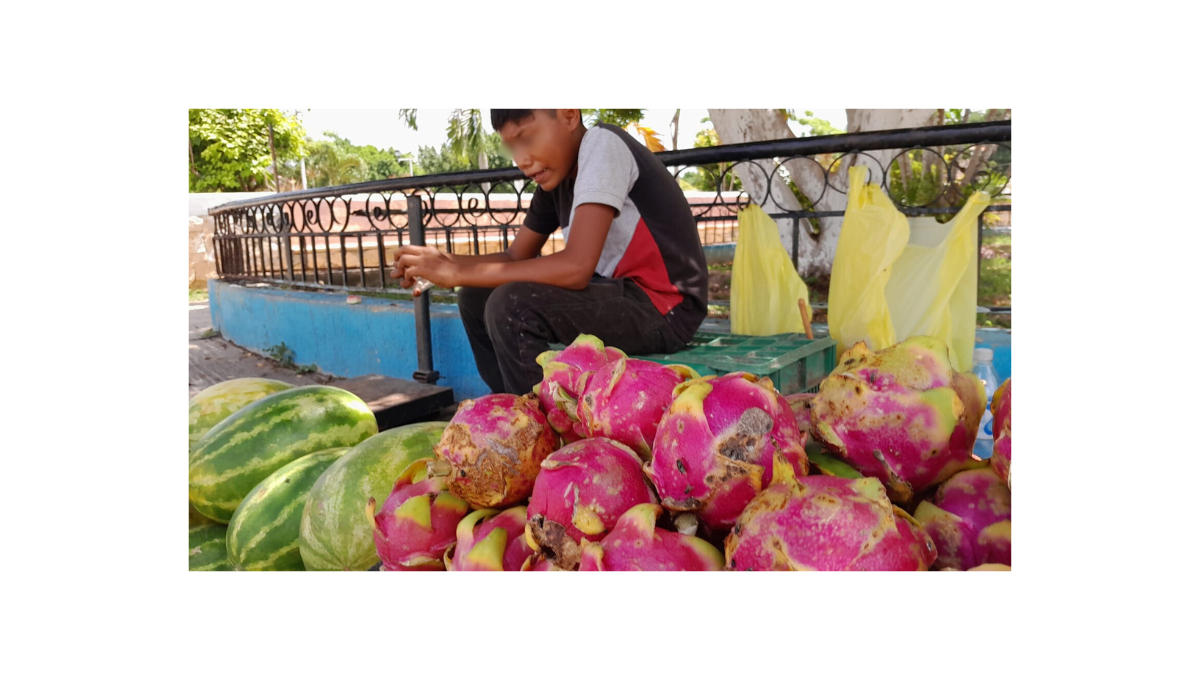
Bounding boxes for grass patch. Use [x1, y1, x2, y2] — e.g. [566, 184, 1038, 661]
[977, 232, 1011, 329]
[265, 342, 319, 374]
[188, 289, 208, 302]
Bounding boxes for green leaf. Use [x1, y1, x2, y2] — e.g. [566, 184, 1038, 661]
[806, 448, 863, 479]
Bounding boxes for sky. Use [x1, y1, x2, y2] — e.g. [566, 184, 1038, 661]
[296, 108, 851, 156]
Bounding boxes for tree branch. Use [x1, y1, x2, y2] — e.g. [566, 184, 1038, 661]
[956, 109, 1003, 199]
[189, 139, 200, 177]
[898, 148, 912, 195]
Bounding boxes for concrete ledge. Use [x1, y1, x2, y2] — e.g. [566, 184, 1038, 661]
[206, 279, 1012, 401]
[703, 243, 735, 265]
[207, 280, 492, 400]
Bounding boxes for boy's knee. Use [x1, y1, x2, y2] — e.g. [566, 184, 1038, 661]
[483, 282, 540, 333]
[457, 286, 492, 318]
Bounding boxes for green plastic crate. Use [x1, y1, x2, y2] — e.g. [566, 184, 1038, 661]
[636, 332, 839, 395]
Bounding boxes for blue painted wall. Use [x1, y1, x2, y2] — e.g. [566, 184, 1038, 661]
[208, 280, 493, 400]
[976, 327, 1012, 385]
[207, 280, 1012, 402]
[703, 243, 735, 265]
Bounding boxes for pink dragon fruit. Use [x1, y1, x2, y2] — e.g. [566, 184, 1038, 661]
[647, 373, 810, 533]
[724, 455, 937, 571]
[368, 458, 470, 571]
[576, 352, 699, 460]
[534, 335, 622, 444]
[913, 467, 1011, 571]
[431, 393, 558, 508]
[990, 379, 1011, 489]
[534, 381, 585, 445]
[976, 521, 1011, 565]
[520, 555, 564, 571]
[785, 392, 816, 435]
[444, 506, 534, 571]
[939, 563, 1011, 572]
[525, 438, 657, 570]
[578, 504, 724, 571]
[807, 336, 986, 504]
[538, 334, 623, 401]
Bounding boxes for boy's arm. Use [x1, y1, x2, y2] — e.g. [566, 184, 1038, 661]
[391, 226, 545, 282]
[396, 128, 633, 290]
[391, 187, 556, 280]
[394, 205, 612, 290]
[448, 226, 548, 264]
[455, 204, 611, 290]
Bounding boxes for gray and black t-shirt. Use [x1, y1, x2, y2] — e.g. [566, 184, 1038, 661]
[523, 123, 708, 341]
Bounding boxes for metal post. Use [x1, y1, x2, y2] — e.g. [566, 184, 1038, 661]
[976, 212, 985, 310]
[282, 232, 294, 281]
[408, 195, 440, 384]
[792, 217, 801, 271]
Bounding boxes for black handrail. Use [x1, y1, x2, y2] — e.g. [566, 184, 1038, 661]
[208, 121, 1010, 214]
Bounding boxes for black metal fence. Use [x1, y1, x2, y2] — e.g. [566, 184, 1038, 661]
[209, 121, 1010, 309]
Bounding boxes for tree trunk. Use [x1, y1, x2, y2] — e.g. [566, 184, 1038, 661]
[671, 109, 680, 151]
[189, 139, 199, 178]
[479, 151, 490, 192]
[267, 121, 281, 193]
[960, 109, 1005, 182]
[708, 108, 937, 278]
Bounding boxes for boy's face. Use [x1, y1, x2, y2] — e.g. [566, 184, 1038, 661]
[497, 109, 582, 191]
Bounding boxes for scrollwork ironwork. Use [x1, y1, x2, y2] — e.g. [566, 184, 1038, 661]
[210, 122, 1011, 292]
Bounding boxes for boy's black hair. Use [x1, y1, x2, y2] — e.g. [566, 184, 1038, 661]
[490, 109, 555, 130]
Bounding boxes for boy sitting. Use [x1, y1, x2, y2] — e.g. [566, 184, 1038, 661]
[391, 109, 708, 395]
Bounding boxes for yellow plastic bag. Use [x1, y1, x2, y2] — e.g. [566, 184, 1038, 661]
[828, 165, 992, 371]
[827, 166, 909, 356]
[730, 204, 811, 336]
[885, 191, 990, 372]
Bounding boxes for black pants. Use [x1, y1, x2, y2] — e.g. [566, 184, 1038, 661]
[457, 277, 689, 395]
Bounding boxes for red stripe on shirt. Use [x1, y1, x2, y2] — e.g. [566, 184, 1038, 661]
[612, 217, 684, 315]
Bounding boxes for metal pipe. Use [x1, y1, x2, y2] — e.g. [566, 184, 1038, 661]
[407, 195, 439, 384]
[977, 212, 985, 309]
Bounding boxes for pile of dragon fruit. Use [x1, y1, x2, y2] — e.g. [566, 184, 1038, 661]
[371, 334, 1012, 571]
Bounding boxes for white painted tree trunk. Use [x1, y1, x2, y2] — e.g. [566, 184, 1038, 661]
[479, 150, 490, 192]
[707, 108, 938, 278]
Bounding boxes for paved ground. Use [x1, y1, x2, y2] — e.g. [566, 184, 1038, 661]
[189, 303, 336, 399]
[188, 302, 459, 421]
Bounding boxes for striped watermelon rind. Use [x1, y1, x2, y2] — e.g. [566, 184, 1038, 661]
[299, 421, 449, 571]
[190, 502, 219, 528]
[188, 385, 378, 523]
[189, 524, 231, 571]
[189, 378, 293, 453]
[226, 447, 349, 571]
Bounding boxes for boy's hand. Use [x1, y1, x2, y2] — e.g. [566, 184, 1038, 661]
[391, 245, 459, 289]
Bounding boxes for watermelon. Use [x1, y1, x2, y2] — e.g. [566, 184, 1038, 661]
[188, 378, 292, 453]
[189, 385, 378, 523]
[189, 524, 231, 571]
[299, 421, 449, 571]
[190, 502, 218, 528]
[226, 448, 349, 571]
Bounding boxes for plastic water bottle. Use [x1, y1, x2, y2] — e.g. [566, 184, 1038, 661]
[972, 347, 1000, 459]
